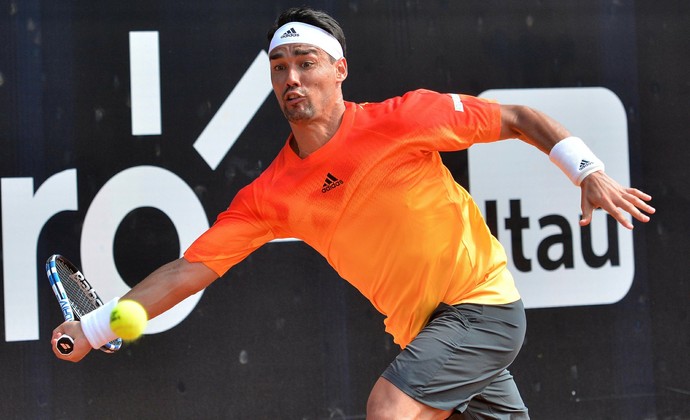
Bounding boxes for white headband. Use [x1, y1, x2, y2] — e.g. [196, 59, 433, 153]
[269, 22, 344, 60]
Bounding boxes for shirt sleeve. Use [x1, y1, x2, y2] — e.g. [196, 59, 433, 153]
[395, 89, 502, 152]
[183, 185, 275, 277]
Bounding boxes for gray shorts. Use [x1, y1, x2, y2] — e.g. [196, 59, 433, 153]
[381, 300, 529, 418]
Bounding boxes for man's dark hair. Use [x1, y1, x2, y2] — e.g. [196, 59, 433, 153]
[267, 7, 346, 58]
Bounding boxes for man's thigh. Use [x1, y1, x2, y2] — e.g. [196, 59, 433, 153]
[461, 369, 529, 419]
[367, 376, 453, 420]
[380, 301, 527, 413]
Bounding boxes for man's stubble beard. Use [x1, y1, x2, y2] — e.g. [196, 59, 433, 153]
[283, 101, 315, 123]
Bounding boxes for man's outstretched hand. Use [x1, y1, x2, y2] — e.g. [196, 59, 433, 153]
[579, 171, 655, 230]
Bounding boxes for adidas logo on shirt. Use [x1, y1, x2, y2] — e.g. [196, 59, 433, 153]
[579, 159, 594, 171]
[321, 173, 344, 193]
[280, 28, 299, 39]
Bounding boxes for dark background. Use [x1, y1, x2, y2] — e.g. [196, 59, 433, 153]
[1, 0, 688, 418]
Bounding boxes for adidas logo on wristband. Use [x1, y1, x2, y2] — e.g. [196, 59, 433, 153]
[579, 159, 594, 171]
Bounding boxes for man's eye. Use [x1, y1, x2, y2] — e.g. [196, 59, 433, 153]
[273, 65, 285, 71]
[302, 61, 314, 68]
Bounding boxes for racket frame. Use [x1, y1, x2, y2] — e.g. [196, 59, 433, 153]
[46, 254, 122, 353]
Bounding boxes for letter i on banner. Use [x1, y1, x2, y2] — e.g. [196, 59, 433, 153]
[129, 31, 162, 136]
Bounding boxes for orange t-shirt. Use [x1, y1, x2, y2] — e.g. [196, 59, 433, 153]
[184, 89, 520, 348]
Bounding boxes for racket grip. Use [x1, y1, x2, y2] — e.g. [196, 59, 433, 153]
[56, 334, 75, 355]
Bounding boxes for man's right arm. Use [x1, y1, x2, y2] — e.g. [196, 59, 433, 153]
[51, 258, 218, 362]
[498, 104, 654, 229]
[121, 258, 218, 320]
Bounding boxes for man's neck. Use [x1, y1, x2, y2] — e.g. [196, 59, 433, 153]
[289, 102, 346, 158]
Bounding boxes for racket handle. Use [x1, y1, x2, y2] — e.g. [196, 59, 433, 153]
[56, 334, 75, 355]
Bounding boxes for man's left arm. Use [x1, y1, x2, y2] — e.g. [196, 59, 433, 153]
[498, 104, 655, 230]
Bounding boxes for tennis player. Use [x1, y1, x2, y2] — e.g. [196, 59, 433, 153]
[53, 7, 654, 419]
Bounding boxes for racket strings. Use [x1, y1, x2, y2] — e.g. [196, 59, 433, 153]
[56, 261, 98, 319]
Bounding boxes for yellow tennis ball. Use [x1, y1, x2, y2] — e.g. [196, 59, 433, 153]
[110, 299, 148, 341]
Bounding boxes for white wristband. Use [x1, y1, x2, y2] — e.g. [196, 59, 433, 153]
[80, 297, 119, 349]
[549, 136, 605, 186]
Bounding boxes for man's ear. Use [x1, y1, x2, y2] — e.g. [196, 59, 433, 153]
[335, 57, 348, 82]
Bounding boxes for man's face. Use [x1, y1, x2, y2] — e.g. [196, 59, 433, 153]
[269, 43, 346, 123]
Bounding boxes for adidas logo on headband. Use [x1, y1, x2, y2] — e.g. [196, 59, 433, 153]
[280, 28, 299, 39]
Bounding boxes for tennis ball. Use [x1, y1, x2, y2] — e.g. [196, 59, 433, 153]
[110, 299, 148, 341]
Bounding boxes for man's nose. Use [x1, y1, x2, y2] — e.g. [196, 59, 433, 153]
[285, 66, 300, 86]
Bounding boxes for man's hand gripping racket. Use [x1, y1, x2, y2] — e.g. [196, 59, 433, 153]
[46, 254, 122, 358]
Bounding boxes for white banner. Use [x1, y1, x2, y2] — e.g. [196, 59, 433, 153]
[470, 87, 633, 308]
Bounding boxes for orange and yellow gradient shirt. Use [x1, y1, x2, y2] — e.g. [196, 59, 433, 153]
[185, 89, 520, 348]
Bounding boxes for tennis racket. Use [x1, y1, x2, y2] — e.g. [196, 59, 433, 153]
[46, 254, 122, 355]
